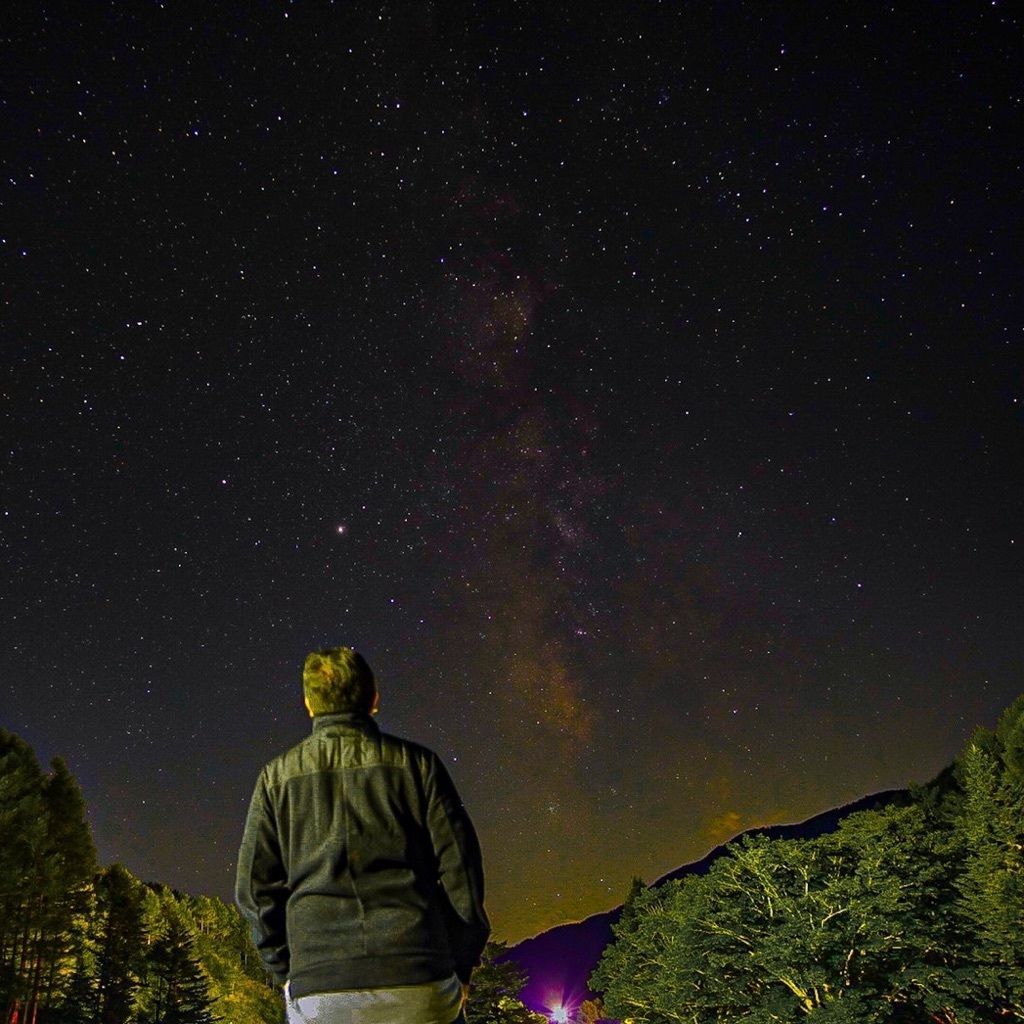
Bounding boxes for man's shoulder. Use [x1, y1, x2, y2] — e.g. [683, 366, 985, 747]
[257, 735, 312, 786]
[377, 729, 440, 768]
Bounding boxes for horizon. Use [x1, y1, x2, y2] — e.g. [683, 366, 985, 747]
[16, 705, 979, 943]
[9, 716, 971, 946]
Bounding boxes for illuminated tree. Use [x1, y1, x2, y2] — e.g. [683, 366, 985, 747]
[95, 865, 147, 1024]
[593, 803, 979, 1022]
[0, 735, 96, 1024]
[36, 757, 98, 1019]
[616, 877, 646, 936]
[149, 888, 279, 1024]
[469, 942, 544, 1024]
[0, 730, 47, 1024]
[592, 692, 1024, 1022]
[945, 696, 1024, 1017]
[143, 918, 217, 1024]
[1, 732, 280, 1024]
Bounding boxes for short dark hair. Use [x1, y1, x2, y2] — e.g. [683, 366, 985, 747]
[302, 647, 377, 715]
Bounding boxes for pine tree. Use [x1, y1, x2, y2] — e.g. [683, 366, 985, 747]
[144, 920, 217, 1024]
[949, 698, 1024, 1018]
[2, 736, 279, 1024]
[32, 758, 98, 1024]
[615, 876, 646, 935]
[1, 732, 50, 1024]
[165, 893, 277, 1024]
[1, 735, 99, 1024]
[94, 866, 146, 1024]
[468, 943, 543, 1024]
[53, 951, 98, 1024]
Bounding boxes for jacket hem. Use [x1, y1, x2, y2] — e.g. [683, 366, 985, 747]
[288, 954, 456, 998]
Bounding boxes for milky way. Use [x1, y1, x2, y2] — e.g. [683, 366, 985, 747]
[3, 4, 1022, 940]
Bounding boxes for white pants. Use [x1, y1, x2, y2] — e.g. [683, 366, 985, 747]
[284, 975, 465, 1024]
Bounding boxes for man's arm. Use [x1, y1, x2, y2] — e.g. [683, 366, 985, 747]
[423, 752, 491, 984]
[235, 768, 290, 983]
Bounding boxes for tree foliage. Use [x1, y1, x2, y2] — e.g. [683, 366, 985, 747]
[141, 918, 216, 1024]
[0, 732, 97, 1024]
[470, 942, 546, 1024]
[0, 733, 277, 1024]
[94, 865, 147, 1024]
[593, 693, 1024, 1023]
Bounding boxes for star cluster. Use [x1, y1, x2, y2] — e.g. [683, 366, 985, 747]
[3, 3, 1022, 941]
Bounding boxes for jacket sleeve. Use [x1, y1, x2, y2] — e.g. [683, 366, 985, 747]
[424, 752, 491, 983]
[235, 768, 290, 983]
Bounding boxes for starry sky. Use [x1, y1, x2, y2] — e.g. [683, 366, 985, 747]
[3, 2, 1022, 943]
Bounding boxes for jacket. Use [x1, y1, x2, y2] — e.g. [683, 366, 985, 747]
[235, 711, 490, 997]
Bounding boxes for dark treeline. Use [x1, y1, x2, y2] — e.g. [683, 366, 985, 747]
[0, 731, 278, 1024]
[590, 695, 1024, 1023]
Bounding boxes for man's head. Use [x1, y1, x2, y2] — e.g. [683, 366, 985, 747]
[302, 647, 378, 717]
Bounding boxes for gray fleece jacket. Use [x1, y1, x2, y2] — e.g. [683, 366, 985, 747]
[235, 712, 490, 997]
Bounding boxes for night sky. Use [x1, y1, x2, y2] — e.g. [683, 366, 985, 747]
[3, 3, 1022, 943]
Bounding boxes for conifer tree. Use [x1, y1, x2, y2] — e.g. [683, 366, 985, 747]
[2, 734, 280, 1024]
[143, 919, 217, 1024]
[1, 731, 48, 1024]
[615, 876, 646, 935]
[469, 943, 543, 1024]
[32, 758, 97, 1023]
[53, 951, 98, 1024]
[0, 734, 89, 1024]
[94, 866, 146, 1024]
[169, 893, 274, 1011]
[949, 698, 1024, 1017]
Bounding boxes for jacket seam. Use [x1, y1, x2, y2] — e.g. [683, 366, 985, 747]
[265, 763, 410, 790]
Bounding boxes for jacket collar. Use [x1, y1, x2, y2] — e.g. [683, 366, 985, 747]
[311, 711, 380, 734]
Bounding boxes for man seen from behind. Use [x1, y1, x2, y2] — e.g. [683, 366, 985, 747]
[236, 647, 490, 1024]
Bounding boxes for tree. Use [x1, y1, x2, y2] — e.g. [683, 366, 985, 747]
[945, 698, 1024, 1018]
[469, 943, 544, 1024]
[52, 951, 98, 1024]
[1, 733, 279, 1024]
[33, 758, 98, 1024]
[0, 736, 96, 1024]
[615, 877, 647, 936]
[592, 803, 986, 1023]
[146, 888, 278, 1024]
[143, 919, 217, 1024]
[94, 866, 147, 1024]
[1, 730, 48, 1024]
[577, 997, 606, 1024]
